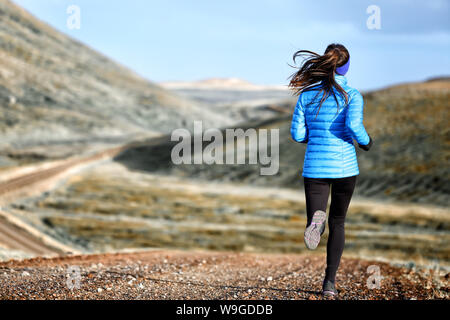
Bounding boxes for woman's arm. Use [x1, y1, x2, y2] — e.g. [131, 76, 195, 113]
[290, 95, 308, 143]
[345, 90, 373, 151]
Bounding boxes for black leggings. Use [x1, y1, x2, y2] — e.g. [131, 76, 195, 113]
[303, 175, 357, 283]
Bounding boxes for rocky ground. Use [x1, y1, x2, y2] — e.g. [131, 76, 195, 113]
[0, 250, 448, 300]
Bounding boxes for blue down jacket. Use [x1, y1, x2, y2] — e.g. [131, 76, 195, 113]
[290, 74, 370, 178]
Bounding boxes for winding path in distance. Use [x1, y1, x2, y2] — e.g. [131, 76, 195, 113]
[0, 135, 168, 257]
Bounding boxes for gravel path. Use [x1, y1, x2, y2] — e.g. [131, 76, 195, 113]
[0, 250, 448, 300]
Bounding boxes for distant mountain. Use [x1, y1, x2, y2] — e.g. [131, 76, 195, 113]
[160, 78, 287, 91]
[159, 77, 295, 124]
[426, 76, 450, 82]
[0, 0, 229, 149]
[115, 78, 450, 207]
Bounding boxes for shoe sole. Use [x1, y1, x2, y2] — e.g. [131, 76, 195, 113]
[322, 290, 337, 296]
[304, 210, 327, 250]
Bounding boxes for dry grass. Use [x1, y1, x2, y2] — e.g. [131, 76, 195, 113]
[11, 162, 449, 268]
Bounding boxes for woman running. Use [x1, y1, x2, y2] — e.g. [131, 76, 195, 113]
[288, 43, 373, 297]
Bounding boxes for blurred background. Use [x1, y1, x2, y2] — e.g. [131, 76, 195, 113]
[0, 0, 448, 271]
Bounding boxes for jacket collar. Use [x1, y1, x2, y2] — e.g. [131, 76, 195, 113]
[335, 73, 347, 86]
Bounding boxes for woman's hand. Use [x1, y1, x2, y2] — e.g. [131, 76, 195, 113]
[358, 134, 373, 151]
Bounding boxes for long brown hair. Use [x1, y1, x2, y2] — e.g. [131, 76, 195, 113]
[288, 43, 350, 118]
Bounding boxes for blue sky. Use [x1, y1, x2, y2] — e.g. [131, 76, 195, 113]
[13, 0, 450, 90]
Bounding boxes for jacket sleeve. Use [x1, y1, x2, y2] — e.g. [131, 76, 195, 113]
[345, 90, 371, 149]
[290, 95, 308, 143]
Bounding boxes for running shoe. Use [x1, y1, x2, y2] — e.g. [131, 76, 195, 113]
[304, 210, 327, 250]
[322, 279, 338, 296]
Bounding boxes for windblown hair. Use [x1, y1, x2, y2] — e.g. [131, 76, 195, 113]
[288, 43, 350, 118]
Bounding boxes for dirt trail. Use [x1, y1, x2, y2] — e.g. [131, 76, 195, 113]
[0, 146, 124, 196]
[0, 136, 167, 256]
[0, 147, 125, 256]
[0, 249, 447, 300]
[0, 215, 59, 255]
